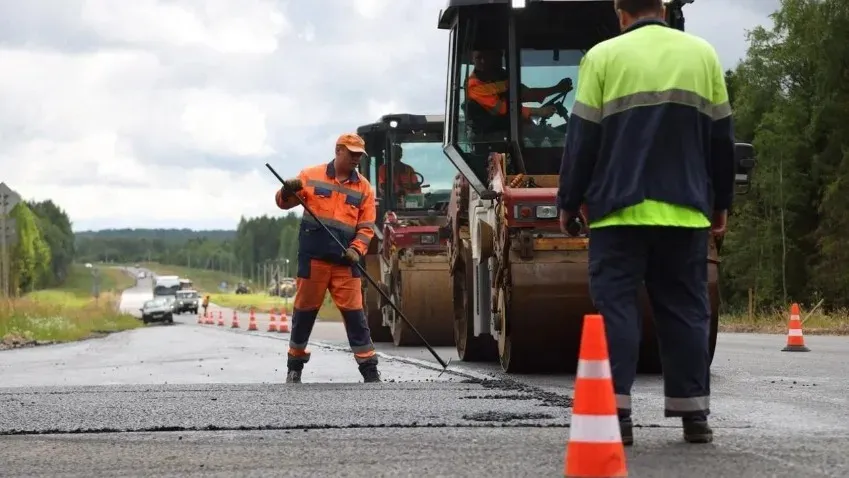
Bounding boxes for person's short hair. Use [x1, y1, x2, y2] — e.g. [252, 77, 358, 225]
[614, 0, 663, 16]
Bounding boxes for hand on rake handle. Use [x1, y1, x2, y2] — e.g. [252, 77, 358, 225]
[280, 178, 303, 196]
[342, 247, 360, 265]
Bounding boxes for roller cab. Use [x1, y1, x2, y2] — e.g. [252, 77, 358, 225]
[357, 114, 456, 346]
[438, 0, 756, 372]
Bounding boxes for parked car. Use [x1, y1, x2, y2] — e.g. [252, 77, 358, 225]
[140, 297, 175, 324]
[235, 282, 250, 294]
[173, 289, 200, 314]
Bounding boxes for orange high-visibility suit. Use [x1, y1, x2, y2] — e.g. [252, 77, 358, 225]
[377, 162, 421, 195]
[275, 160, 377, 372]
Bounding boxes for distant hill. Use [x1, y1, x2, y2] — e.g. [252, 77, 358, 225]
[74, 228, 236, 241]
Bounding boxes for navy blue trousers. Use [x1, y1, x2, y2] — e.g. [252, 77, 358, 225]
[588, 226, 711, 419]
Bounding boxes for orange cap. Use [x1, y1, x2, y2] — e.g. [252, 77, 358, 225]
[336, 133, 366, 154]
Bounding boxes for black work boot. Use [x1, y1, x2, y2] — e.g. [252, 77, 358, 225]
[619, 416, 634, 446]
[286, 359, 304, 384]
[683, 416, 713, 443]
[286, 369, 302, 383]
[359, 363, 381, 383]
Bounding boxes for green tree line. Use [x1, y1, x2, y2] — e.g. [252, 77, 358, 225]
[720, 0, 849, 312]
[3, 199, 76, 295]
[75, 213, 303, 283]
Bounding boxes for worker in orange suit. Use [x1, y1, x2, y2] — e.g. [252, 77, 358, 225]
[466, 49, 573, 139]
[377, 145, 421, 198]
[274, 132, 380, 384]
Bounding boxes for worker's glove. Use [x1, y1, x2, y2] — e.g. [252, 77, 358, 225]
[281, 178, 303, 195]
[343, 247, 361, 265]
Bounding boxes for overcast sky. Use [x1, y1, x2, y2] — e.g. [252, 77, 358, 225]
[0, 0, 779, 232]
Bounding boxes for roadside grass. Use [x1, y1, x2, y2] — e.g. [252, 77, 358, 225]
[720, 308, 849, 335]
[0, 265, 140, 346]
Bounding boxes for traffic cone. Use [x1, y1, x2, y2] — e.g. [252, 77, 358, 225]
[267, 308, 278, 332]
[231, 310, 240, 329]
[278, 310, 290, 333]
[781, 303, 810, 352]
[217, 310, 224, 326]
[247, 307, 258, 331]
[564, 314, 627, 478]
[205, 310, 214, 325]
[197, 311, 203, 324]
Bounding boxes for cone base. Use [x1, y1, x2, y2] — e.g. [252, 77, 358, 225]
[781, 345, 810, 352]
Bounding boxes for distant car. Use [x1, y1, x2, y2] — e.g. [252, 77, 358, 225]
[140, 297, 175, 324]
[173, 289, 200, 314]
[137, 271, 146, 279]
[235, 283, 250, 294]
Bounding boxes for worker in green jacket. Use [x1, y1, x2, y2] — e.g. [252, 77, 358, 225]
[556, 0, 735, 446]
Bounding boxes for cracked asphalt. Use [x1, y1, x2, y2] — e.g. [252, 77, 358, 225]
[1, 268, 848, 477]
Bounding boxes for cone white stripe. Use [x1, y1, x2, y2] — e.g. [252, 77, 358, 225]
[788, 329, 803, 336]
[577, 359, 611, 379]
[790, 314, 800, 320]
[569, 414, 622, 443]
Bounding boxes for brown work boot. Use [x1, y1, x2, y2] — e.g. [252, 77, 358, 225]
[619, 417, 633, 446]
[683, 416, 713, 443]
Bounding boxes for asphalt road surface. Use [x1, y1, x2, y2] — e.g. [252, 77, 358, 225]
[1, 268, 847, 477]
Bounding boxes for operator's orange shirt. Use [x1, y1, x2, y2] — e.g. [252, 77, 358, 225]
[275, 161, 376, 259]
[378, 162, 421, 194]
[466, 69, 533, 119]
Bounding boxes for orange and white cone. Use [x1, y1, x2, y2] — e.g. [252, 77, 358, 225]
[278, 310, 290, 333]
[564, 314, 627, 478]
[205, 310, 214, 325]
[217, 310, 225, 326]
[247, 307, 258, 331]
[231, 310, 240, 329]
[267, 309, 278, 332]
[781, 303, 810, 352]
[197, 311, 204, 324]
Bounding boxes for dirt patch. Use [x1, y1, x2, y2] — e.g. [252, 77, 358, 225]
[460, 394, 536, 401]
[459, 378, 573, 408]
[0, 334, 56, 351]
[462, 412, 555, 422]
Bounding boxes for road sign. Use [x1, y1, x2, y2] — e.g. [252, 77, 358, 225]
[0, 182, 21, 214]
[2, 218, 16, 246]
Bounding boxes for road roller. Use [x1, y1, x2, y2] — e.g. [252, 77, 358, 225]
[356, 114, 457, 346]
[437, 0, 757, 373]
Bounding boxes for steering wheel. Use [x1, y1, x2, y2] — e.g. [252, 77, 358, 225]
[413, 172, 425, 189]
[396, 172, 426, 197]
[539, 90, 571, 128]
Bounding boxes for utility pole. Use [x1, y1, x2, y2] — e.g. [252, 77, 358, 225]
[0, 183, 21, 298]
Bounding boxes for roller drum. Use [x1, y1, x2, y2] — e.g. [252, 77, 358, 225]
[500, 251, 720, 374]
[391, 257, 455, 346]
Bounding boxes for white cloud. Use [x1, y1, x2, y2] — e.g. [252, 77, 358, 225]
[79, 0, 289, 55]
[180, 88, 275, 157]
[0, 0, 777, 231]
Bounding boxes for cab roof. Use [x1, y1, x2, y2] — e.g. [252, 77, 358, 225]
[439, 0, 613, 29]
[356, 113, 444, 135]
